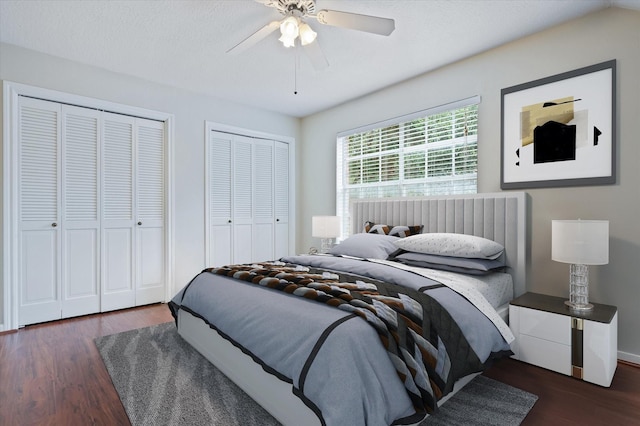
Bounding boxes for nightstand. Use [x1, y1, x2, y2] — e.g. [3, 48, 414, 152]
[509, 292, 617, 387]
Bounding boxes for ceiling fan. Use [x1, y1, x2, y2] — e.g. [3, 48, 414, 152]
[227, 0, 395, 70]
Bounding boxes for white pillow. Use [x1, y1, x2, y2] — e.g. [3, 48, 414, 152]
[394, 233, 504, 260]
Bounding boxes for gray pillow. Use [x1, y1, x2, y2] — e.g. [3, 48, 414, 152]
[394, 233, 504, 259]
[329, 233, 400, 259]
[387, 250, 505, 275]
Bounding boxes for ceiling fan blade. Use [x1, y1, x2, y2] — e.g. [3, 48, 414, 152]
[254, 0, 277, 6]
[303, 39, 329, 71]
[315, 9, 395, 36]
[226, 20, 281, 54]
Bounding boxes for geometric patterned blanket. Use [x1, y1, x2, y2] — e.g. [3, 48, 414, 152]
[205, 261, 485, 415]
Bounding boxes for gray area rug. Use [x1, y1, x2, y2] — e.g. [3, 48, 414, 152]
[95, 322, 537, 426]
[422, 375, 537, 425]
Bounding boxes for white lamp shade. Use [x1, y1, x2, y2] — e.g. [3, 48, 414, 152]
[278, 34, 296, 48]
[312, 216, 341, 238]
[280, 16, 299, 38]
[299, 22, 317, 45]
[552, 220, 609, 265]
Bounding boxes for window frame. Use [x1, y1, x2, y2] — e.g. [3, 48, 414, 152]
[336, 96, 480, 237]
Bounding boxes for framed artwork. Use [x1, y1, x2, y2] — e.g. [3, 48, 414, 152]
[501, 60, 616, 189]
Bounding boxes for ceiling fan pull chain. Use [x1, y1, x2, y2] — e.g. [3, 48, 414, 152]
[294, 44, 299, 95]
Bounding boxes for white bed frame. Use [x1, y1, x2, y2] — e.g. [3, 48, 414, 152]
[178, 192, 528, 426]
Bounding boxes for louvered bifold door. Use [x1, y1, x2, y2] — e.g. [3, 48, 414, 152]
[17, 97, 62, 326]
[274, 141, 290, 259]
[208, 131, 233, 267]
[61, 105, 101, 318]
[101, 113, 136, 312]
[252, 139, 274, 261]
[135, 118, 165, 305]
[233, 136, 254, 264]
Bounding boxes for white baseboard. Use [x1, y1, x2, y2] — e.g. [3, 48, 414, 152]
[618, 350, 640, 366]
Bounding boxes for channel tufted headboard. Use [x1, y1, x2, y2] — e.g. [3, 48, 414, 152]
[350, 192, 528, 299]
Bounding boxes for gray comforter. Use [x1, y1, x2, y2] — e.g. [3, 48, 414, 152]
[169, 255, 511, 426]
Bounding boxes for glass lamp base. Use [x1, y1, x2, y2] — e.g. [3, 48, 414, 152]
[566, 263, 593, 311]
[320, 238, 334, 253]
[564, 300, 594, 311]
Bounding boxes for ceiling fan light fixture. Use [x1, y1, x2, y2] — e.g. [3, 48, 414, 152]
[280, 16, 299, 38]
[278, 33, 296, 48]
[227, 0, 394, 69]
[298, 22, 317, 45]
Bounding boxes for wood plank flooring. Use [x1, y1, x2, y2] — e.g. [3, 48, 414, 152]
[1, 303, 638, 425]
[484, 357, 640, 425]
[0, 304, 173, 426]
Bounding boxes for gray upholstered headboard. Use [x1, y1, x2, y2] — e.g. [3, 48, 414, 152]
[350, 192, 528, 298]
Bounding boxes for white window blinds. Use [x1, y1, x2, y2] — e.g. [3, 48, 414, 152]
[337, 97, 479, 236]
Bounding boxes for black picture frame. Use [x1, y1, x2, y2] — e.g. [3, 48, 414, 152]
[501, 60, 616, 189]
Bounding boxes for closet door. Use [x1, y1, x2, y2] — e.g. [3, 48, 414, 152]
[233, 136, 254, 264]
[253, 139, 274, 261]
[10, 88, 170, 328]
[101, 113, 135, 312]
[17, 97, 62, 326]
[61, 105, 100, 317]
[206, 130, 291, 266]
[135, 119, 165, 305]
[208, 131, 233, 267]
[274, 141, 290, 259]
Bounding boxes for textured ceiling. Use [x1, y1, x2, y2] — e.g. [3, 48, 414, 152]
[1, 0, 637, 117]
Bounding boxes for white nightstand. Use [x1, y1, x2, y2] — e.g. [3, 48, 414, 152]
[509, 292, 617, 387]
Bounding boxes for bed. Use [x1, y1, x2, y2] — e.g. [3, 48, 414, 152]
[169, 192, 528, 426]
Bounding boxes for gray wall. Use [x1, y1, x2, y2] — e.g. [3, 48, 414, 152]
[299, 7, 640, 360]
[0, 42, 301, 325]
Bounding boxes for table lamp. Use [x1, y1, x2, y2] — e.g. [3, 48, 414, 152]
[552, 219, 609, 310]
[312, 216, 340, 253]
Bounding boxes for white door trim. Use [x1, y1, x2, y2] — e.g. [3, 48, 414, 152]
[2, 81, 175, 331]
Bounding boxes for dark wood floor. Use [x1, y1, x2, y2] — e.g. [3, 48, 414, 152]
[1, 304, 638, 425]
[484, 357, 640, 425]
[0, 304, 174, 426]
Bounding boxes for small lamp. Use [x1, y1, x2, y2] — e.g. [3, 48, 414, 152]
[312, 216, 340, 253]
[277, 16, 316, 48]
[552, 219, 609, 310]
[298, 22, 317, 45]
[279, 16, 299, 48]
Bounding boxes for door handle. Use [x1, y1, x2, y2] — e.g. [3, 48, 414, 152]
[52, 222, 57, 228]
[138, 221, 142, 226]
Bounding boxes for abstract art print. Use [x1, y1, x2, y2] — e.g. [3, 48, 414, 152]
[501, 60, 616, 189]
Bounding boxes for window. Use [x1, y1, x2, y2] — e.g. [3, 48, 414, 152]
[337, 97, 479, 236]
